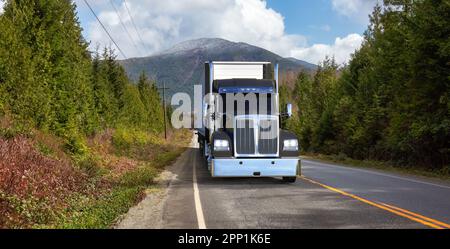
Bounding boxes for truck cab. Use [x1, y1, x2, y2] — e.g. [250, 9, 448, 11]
[197, 62, 300, 183]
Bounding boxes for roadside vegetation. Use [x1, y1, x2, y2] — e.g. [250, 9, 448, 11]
[281, 1, 449, 174]
[0, 124, 190, 228]
[0, 1, 191, 228]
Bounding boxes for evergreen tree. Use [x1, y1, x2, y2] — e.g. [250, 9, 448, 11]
[0, 0, 51, 128]
[291, 0, 450, 168]
[0, 0, 98, 136]
[118, 84, 147, 129]
[0, 0, 170, 160]
[103, 48, 127, 109]
[137, 71, 164, 132]
[92, 48, 118, 128]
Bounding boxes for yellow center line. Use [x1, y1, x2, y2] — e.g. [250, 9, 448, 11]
[300, 176, 447, 229]
[378, 202, 450, 229]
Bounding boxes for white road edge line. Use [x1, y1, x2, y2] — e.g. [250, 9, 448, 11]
[193, 150, 207, 229]
[303, 159, 450, 190]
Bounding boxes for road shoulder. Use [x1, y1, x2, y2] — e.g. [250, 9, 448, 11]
[115, 136, 196, 229]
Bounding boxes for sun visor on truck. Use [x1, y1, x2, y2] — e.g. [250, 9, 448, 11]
[214, 79, 275, 94]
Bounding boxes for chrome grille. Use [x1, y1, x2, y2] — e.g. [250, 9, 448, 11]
[235, 119, 256, 155]
[258, 119, 278, 155]
[234, 116, 279, 157]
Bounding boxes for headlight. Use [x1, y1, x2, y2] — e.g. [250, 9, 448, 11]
[214, 139, 230, 151]
[283, 139, 299, 151]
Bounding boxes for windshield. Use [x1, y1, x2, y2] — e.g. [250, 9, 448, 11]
[217, 93, 278, 129]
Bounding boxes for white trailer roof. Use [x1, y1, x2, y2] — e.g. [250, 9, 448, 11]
[207, 61, 271, 80]
[205, 61, 278, 94]
[208, 61, 271, 65]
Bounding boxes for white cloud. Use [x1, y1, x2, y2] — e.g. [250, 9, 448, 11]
[0, 1, 5, 14]
[76, 0, 364, 64]
[331, 0, 378, 23]
[290, 34, 364, 65]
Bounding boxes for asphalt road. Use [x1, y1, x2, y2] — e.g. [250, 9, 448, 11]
[121, 137, 450, 229]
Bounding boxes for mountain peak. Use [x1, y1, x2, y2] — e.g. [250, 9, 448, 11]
[159, 38, 234, 55]
[120, 38, 316, 99]
[158, 38, 258, 56]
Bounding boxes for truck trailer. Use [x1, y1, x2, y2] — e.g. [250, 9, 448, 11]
[197, 61, 300, 183]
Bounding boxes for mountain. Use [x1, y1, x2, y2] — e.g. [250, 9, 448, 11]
[119, 38, 316, 99]
[285, 57, 317, 70]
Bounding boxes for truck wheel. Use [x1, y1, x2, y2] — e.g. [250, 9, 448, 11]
[282, 177, 297, 183]
[200, 141, 206, 159]
[198, 140, 205, 156]
[203, 141, 208, 159]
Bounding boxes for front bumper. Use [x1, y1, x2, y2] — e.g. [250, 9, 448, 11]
[211, 158, 300, 177]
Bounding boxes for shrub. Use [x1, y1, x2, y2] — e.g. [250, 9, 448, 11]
[35, 142, 54, 157]
[336, 152, 348, 161]
[76, 154, 104, 178]
[112, 128, 160, 152]
[56, 186, 143, 229]
[119, 164, 157, 188]
[0, 136, 87, 227]
[0, 120, 34, 139]
[64, 134, 89, 156]
[1, 193, 58, 227]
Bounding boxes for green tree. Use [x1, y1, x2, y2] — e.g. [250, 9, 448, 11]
[118, 84, 147, 129]
[0, 0, 98, 136]
[92, 48, 118, 128]
[291, 0, 450, 169]
[0, 0, 51, 128]
[103, 48, 127, 109]
[137, 72, 164, 133]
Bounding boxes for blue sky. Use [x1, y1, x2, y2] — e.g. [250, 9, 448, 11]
[70, 0, 378, 64]
[266, 0, 370, 44]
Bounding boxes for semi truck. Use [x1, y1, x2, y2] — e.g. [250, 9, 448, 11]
[197, 61, 300, 183]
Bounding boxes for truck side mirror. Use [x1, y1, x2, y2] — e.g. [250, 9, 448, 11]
[203, 102, 208, 118]
[286, 103, 293, 118]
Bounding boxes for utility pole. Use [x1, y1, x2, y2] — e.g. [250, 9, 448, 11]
[158, 81, 170, 140]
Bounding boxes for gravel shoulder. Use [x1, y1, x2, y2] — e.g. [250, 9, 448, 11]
[115, 136, 195, 229]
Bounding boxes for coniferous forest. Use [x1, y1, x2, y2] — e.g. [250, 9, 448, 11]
[0, 0, 190, 228]
[0, 0, 164, 140]
[283, 1, 449, 171]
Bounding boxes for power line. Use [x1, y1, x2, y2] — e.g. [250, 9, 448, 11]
[83, 0, 128, 59]
[123, 0, 149, 54]
[109, 0, 140, 53]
